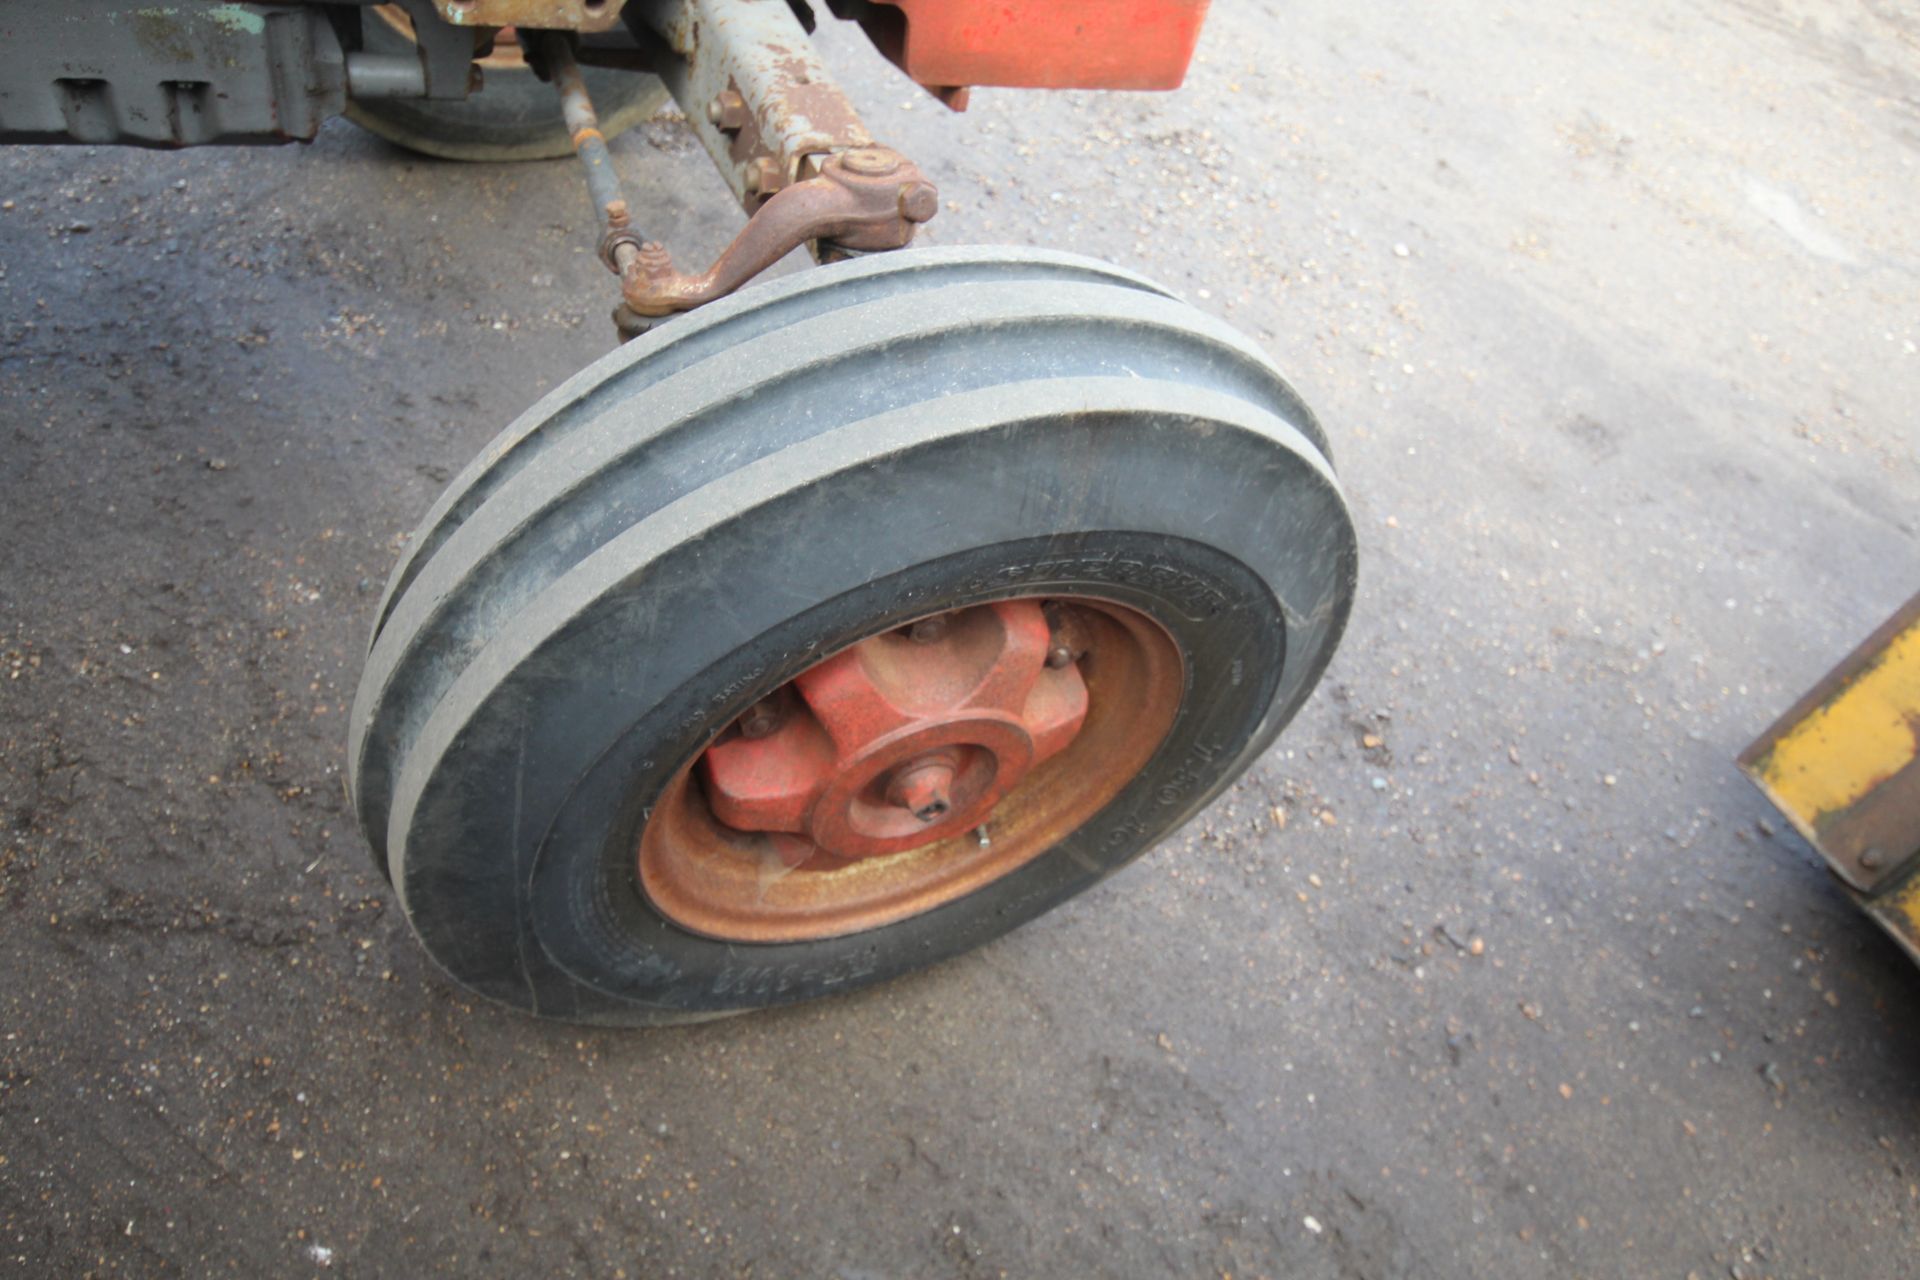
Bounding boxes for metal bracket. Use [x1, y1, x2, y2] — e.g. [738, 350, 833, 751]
[613, 146, 935, 316]
[548, 0, 938, 338]
[394, 0, 489, 99]
[628, 0, 879, 211]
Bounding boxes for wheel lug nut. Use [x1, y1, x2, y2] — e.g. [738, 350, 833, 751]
[907, 614, 950, 644]
[737, 699, 783, 740]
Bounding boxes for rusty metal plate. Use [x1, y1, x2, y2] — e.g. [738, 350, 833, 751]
[1739, 591, 1920, 893]
[428, 0, 626, 32]
[641, 0, 875, 209]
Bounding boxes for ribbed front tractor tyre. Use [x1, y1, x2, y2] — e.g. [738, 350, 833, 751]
[347, 246, 1356, 1024]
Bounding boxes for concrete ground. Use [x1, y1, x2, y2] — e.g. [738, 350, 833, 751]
[3, 1, 1918, 1275]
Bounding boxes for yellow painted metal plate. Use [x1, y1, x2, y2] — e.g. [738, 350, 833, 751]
[1739, 591, 1920, 892]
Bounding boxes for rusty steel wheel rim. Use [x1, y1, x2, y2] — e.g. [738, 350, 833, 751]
[636, 597, 1185, 943]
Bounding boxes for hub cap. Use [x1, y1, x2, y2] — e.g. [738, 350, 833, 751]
[637, 598, 1184, 942]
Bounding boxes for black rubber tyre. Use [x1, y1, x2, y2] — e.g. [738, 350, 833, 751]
[343, 14, 665, 162]
[348, 246, 1356, 1023]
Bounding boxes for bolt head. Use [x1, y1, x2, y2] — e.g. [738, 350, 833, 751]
[710, 90, 750, 131]
[743, 156, 784, 198]
[908, 615, 950, 644]
[738, 702, 783, 740]
[1861, 847, 1885, 871]
[1045, 644, 1074, 669]
[899, 182, 939, 224]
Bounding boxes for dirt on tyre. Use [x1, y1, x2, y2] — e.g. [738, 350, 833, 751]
[348, 246, 1357, 1024]
[343, 9, 666, 162]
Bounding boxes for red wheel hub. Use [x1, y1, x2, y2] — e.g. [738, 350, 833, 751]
[698, 601, 1087, 867]
[636, 595, 1182, 943]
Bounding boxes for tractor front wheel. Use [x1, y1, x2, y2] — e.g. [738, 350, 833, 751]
[347, 246, 1356, 1023]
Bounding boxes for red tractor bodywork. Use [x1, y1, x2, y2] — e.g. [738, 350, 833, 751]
[860, 0, 1211, 104]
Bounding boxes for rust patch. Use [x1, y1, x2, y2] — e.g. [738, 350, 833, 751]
[427, 0, 626, 33]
